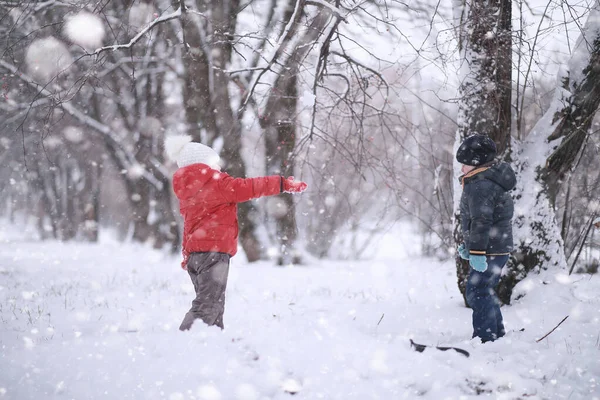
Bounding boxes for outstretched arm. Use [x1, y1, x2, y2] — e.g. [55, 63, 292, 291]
[218, 175, 307, 203]
[218, 175, 282, 203]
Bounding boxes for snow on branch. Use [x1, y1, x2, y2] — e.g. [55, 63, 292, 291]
[0, 0, 70, 11]
[237, 0, 350, 118]
[186, 9, 209, 19]
[0, 59, 166, 190]
[305, 0, 348, 22]
[237, 0, 304, 116]
[89, 7, 184, 56]
[219, 66, 267, 75]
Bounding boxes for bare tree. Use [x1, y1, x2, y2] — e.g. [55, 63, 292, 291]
[169, 0, 420, 261]
[2, 0, 509, 268]
[0, 0, 180, 248]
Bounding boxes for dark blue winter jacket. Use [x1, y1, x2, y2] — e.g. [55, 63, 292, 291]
[459, 162, 516, 256]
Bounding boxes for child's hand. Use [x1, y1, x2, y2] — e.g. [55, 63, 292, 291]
[283, 176, 308, 193]
[469, 255, 488, 272]
[457, 243, 470, 260]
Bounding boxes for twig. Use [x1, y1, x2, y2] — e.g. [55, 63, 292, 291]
[90, 7, 184, 56]
[536, 315, 569, 342]
[377, 313, 385, 326]
[569, 213, 596, 275]
[237, 0, 304, 116]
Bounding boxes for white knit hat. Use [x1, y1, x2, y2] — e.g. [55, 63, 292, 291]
[164, 135, 221, 169]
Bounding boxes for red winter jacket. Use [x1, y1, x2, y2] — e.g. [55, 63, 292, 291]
[173, 163, 282, 267]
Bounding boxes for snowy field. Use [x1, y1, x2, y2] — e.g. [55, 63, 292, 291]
[1, 226, 599, 400]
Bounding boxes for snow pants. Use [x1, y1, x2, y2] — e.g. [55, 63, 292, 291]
[465, 255, 509, 343]
[179, 252, 231, 331]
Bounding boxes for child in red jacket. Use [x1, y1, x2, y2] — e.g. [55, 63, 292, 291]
[165, 135, 307, 331]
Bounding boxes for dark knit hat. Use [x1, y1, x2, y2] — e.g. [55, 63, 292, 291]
[456, 134, 497, 166]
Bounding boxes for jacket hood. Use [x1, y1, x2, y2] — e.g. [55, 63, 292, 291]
[461, 162, 516, 192]
[172, 163, 220, 200]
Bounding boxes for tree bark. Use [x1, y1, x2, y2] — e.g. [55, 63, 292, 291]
[179, 7, 218, 143]
[456, 0, 512, 151]
[212, 0, 262, 262]
[127, 126, 179, 250]
[173, 0, 262, 261]
[498, 4, 600, 304]
[260, 4, 333, 264]
[263, 72, 299, 264]
[454, 0, 513, 303]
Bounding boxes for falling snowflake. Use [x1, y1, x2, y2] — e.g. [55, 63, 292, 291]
[64, 12, 105, 50]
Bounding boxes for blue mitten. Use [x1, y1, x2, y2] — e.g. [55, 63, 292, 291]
[469, 255, 488, 272]
[457, 243, 470, 260]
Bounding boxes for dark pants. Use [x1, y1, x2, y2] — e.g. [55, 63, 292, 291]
[466, 255, 509, 342]
[179, 252, 231, 331]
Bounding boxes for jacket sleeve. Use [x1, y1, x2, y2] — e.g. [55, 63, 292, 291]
[218, 175, 282, 203]
[466, 181, 496, 255]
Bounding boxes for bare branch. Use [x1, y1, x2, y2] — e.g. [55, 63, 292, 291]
[89, 7, 184, 56]
[516, 0, 553, 136]
[329, 50, 390, 97]
[237, 0, 305, 117]
[536, 316, 569, 342]
[0, 59, 166, 190]
[305, 0, 348, 22]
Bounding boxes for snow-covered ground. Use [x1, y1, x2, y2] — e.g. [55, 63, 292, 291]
[1, 225, 599, 400]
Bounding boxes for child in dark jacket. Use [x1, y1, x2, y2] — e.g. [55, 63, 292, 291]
[166, 135, 307, 331]
[456, 134, 516, 343]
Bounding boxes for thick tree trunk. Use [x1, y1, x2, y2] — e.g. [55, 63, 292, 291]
[81, 161, 100, 242]
[66, 136, 102, 243]
[263, 72, 300, 265]
[456, 0, 512, 149]
[179, 9, 218, 143]
[497, 140, 566, 305]
[29, 138, 91, 241]
[211, 0, 262, 262]
[454, 0, 512, 303]
[260, 4, 333, 264]
[152, 184, 180, 253]
[128, 129, 179, 250]
[173, 0, 262, 261]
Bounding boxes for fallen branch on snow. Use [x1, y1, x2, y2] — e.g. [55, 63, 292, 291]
[536, 315, 569, 343]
